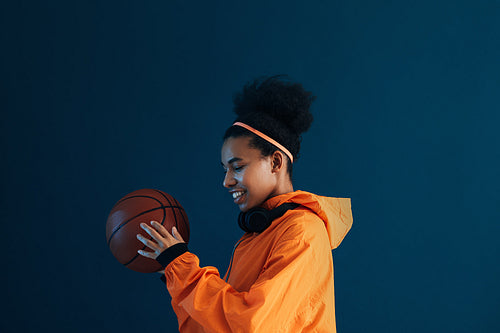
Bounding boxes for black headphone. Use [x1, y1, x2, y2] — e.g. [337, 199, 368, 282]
[238, 202, 301, 233]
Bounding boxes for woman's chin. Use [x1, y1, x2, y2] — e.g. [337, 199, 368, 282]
[238, 200, 254, 213]
[238, 203, 250, 212]
[239, 199, 262, 213]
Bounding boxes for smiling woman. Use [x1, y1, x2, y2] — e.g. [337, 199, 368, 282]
[221, 135, 291, 212]
[137, 75, 354, 333]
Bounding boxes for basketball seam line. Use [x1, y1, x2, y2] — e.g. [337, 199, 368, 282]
[155, 190, 190, 238]
[124, 191, 174, 268]
[155, 190, 179, 235]
[106, 205, 184, 246]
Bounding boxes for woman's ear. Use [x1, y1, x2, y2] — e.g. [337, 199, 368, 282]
[271, 151, 285, 173]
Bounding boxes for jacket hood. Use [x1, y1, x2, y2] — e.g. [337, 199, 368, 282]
[261, 190, 353, 249]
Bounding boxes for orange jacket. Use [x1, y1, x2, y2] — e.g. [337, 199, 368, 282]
[163, 190, 353, 332]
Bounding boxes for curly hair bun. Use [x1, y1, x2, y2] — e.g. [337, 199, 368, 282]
[232, 75, 315, 136]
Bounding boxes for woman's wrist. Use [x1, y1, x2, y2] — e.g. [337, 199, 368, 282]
[156, 243, 189, 268]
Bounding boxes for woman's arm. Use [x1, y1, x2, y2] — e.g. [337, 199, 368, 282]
[164, 238, 328, 333]
[139, 219, 332, 333]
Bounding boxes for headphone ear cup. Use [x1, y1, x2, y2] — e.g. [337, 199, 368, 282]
[238, 212, 250, 233]
[237, 203, 300, 233]
[244, 208, 271, 233]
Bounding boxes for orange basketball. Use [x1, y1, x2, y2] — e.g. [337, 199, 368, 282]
[106, 189, 190, 273]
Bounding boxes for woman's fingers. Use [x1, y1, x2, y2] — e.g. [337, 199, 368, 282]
[137, 249, 157, 259]
[172, 227, 185, 242]
[136, 233, 161, 251]
[150, 221, 172, 239]
[140, 222, 165, 243]
[136, 221, 184, 260]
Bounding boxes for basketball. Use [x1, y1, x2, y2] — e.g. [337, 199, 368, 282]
[106, 189, 190, 273]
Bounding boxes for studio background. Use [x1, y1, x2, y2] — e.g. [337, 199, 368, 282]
[2, 1, 499, 332]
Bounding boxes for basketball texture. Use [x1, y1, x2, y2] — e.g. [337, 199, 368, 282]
[106, 189, 190, 273]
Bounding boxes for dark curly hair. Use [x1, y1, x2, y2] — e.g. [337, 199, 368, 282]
[223, 75, 315, 180]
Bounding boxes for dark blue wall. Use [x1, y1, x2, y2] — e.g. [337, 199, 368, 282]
[2, 1, 499, 332]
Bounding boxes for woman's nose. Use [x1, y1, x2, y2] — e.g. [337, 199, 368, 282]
[223, 171, 236, 188]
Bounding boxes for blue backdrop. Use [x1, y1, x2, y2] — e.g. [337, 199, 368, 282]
[2, 1, 499, 332]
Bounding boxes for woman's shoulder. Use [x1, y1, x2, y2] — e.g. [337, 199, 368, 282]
[273, 207, 328, 243]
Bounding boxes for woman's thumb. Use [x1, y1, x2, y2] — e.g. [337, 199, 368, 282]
[172, 226, 183, 241]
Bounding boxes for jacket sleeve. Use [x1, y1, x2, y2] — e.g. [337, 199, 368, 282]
[164, 237, 327, 333]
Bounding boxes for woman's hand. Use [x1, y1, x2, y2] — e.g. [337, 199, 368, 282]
[136, 221, 185, 260]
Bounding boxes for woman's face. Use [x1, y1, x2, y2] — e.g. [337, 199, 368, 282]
[221, 136, 278, 212]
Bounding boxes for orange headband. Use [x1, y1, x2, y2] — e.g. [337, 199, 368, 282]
[232, 122, 294, 163]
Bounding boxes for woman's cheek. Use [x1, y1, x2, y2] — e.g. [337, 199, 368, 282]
[235, 172, 244, 184]
[238, 169, 248, 184]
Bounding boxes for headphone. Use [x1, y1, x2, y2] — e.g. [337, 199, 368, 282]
[238, 202, 301, 233]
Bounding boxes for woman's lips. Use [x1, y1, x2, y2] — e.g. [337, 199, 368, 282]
[232, 191, 246, 204]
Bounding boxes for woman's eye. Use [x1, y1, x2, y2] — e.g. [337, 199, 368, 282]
[234, 166, 244, 171]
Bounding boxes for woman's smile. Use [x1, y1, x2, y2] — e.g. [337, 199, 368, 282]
[232, 190, 246, 200]
[232, 190, 246, 204]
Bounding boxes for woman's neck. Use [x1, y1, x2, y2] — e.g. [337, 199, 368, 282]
[268, 180, 294, 200]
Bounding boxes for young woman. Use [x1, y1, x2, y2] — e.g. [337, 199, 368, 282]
[136, 75, 353, 332]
